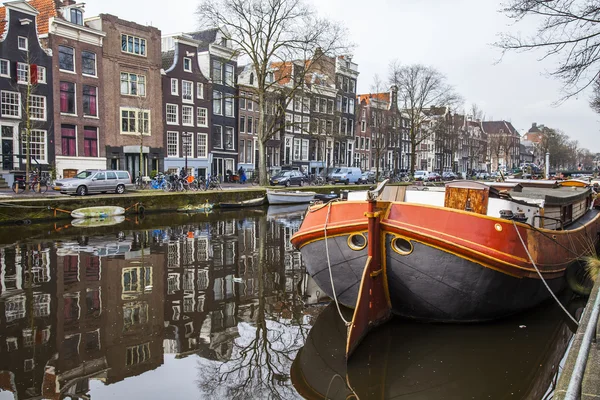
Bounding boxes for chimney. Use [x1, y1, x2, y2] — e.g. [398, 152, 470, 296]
[314, 47, 323, 60]
[390, 85, 398, 111]
[63, 0, 76, 5]
[532, 122, 537, 128]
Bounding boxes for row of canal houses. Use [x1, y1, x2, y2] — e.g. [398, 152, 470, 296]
[0, 0, 520, 186]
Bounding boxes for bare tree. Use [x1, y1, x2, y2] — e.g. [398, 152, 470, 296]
[388, 62, 462, 176]
[197, 0, 350, 185]
[496, 0, 600, 100]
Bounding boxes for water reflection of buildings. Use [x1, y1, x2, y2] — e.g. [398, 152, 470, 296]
[0, 210, 310, 399]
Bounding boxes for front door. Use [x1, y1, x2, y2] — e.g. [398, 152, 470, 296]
[2, 138, 13, 170]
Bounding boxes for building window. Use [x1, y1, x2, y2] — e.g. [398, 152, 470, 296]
[348, 98, 355, 114]
[197, 133, 207, 158]
[224, 95, 234, 117]
[212, 60, 222, 84]
[70, 8, 83, 25]
[182, 133, 193, 157]
[83, 127, 98, 157]
[182, 80, 193, 103]
[167, 131, 178, 157]
[182, 106, 193, 126]
[239, 139, 245, 163]
[1, 91, 20, 118]
[37, 66, 46, 84]
[225, 127, 234, 150]
[350, 79, 356, 93]
[29, 95, 46, 121]
[166, 104, 178, 125]
[293, 138, 301, 160]
[247, 96, 254, 111]
[60, 82, 76, 114]
[22, 130, 47, 162]
[225, 64, 234, 86]
[59, 45, 74, 71]
[120, 108, 150, 134]
[361, 120, 366, 132]
[170, 78, 178, 95]
[183, 57, 192, 72]
[197, 107, 207, 127]
[120, 73, 146, 96]
[213, 91, 222, 115]
[81, 51, 96, 76]
[17, 63, 28, 84]
[247, 116, 253, 134]
[301, 139, 309, 161]
[82, 85, 97, 117]
[246, 140, 253, 164]
[239, 116, 245, 133]
[213, 125, 223, 148]
[61, 125, 76, 156]
[0, 59, 9, 77]
[121, 34, 147, 56]
[18, 36, 27, 51]
[197, 82, 204, 99]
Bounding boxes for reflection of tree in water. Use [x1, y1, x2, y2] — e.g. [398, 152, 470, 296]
[197, 215, 310, 399]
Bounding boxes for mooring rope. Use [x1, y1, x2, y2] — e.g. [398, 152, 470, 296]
[323, 201, 351, 326]
[512, 221, 579, 326]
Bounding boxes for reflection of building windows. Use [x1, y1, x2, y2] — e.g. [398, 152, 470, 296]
[183, 241, 195, 266]
[5, 295, 26, 322]
[183, 295, 195, 313]
[224, 242, 235, 265]
[86, 288, 101, 318]
[86, 257, 100, 281]
[126, 343, 151, 366]
[64, 292, 80, 324]
[24, 359, 34, 372]
[63, 255, 79, 284]
[85, 329, 101, 351]
[123, 302, 148, 331]
[167, 273, 180, 295]
[22, 329, 34, 347]
[172, 305, 180, 321]
[62, 334, 81, 360]
[196, 237, 209, 261]
[183, 269, 194, 291]
[167, 242, 180, 268]
[33, 293, 51, 317]
[6, 337, 18, 352]
[122, 267, 153, 298]
[185, 322, 194, 337]
[40, 327, 51, 344]
[197, 294, 205, 312]
[197, 269, 209, 291]
[212, 244, 223, 267]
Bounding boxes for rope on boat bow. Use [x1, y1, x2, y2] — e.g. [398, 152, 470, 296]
[512, 221, 579, 326]
[323, 201, 351, 327]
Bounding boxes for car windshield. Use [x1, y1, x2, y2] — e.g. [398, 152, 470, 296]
[75, 171, 94, 179]
[334, 168, 347, 174]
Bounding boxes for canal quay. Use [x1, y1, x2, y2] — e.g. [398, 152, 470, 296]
[0, 188, 596, 399]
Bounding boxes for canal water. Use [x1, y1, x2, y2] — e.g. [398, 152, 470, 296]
[0, 206, 583, 400]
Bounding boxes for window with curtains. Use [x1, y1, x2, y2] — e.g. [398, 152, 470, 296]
[83, 127, 98, 157]
[60, 82, 76, 114]
[82, 86, 97, 117]
[61, 125, 76, 156]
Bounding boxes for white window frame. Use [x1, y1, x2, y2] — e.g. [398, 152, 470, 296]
[120, 107, 151, 135]
[224, 64, 234, 86]
[120, 72, 146, 97]
[17, 63, 28, 84]
[58, 45, 75, 72]
[197, 133, 208, 158]
[18, 36, 27, 51]
[171, 78, 178, 95]
[81, 51, 97, 77]
[23, 130, 47, 163]
[166, 103, 179, 125]
[197, 107, 208, 127]
[224, 94, 234, 117]
[182, 105, 194, 127]
[182, 133, 193, 157]
[121, 34, 147, 57]
[1, 91, 21, 118]
[196, 82, 204, 99]
[182, 80, 193, 103]
[213, 91, 222, 115]
[37, 66, 46, 84]
[0, 59, 9, 78]
[224, 126, 234, 150]
[183, 57, 192, 72]
[167, 131, 179, 157]
[29, 95, 46, 121]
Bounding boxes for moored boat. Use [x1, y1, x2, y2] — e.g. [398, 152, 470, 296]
[266, 190, 316, 205]
[71, 206, 125, 219]
[219, 196, 266, 208]
[291, 180, 600, 323]
[71, 215, 125, 227]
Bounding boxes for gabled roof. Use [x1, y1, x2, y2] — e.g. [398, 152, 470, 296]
[162, 50, 175, 70]
[481, 120, 519, 136]
[188, 28, 219, 45]
[0, 0, 61, 37]
[357, 92, 390, 106]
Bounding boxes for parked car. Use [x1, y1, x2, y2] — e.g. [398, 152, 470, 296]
[54, 170, 133, 196]
[442, 171, 457, 181]
[414, 170, 430, 181]
[428, 172, 442, 182]
[476, 172, 490, 180]
[330, 167, 362, 184]
[269, 170, 306, 187]
[357, 171, 376, 184]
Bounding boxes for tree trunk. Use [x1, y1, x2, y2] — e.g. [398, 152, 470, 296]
[258, 95, 269, 186]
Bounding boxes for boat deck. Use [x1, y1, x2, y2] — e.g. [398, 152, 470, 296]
[512, 186, 591, 206]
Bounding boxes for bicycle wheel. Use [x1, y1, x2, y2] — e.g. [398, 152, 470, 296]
[162, 182, 171, 192]
[189, 181, 199, 191]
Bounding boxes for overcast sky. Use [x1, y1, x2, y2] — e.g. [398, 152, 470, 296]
[84, 0, 600, 152]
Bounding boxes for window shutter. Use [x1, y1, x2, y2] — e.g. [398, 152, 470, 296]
[30, 64, 38, 84]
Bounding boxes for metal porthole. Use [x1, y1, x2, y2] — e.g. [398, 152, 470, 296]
[392, 237, 413, 255]
[347, 233, 367, 251]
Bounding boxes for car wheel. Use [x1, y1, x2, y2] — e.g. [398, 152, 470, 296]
[299, 180, 304, 187]
[76, 185, 87, 196]
[116, 184, 125, 194]
[285, 181, 290, 187]
[345, 179, 349, 185]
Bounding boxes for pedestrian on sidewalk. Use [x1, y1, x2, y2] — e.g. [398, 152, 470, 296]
[238, 166, 247, 184]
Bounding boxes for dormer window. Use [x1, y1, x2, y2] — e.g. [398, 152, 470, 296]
[183, 57, 192, 72]
[70, 8, 83, 25]
[220, 37, 227, 47]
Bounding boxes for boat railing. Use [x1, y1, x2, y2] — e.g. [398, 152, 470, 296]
[532, 215, 564, 230]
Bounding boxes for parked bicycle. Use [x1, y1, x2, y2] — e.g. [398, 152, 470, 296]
[150, 173, 171, 192]
[134, 174, 149, 190]
[12, 171, 48, 194]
